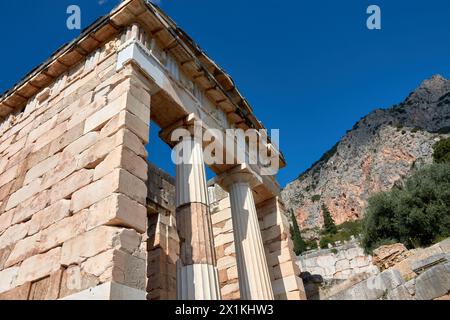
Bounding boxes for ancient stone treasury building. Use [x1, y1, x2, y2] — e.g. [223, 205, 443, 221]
[0, 0, 305, 300]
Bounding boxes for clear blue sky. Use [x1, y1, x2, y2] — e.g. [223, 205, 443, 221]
[1, 0, 450, 187]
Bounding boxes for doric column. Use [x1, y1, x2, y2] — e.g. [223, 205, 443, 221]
[218, 167, 274, 300]
[174, 135, 221, 300]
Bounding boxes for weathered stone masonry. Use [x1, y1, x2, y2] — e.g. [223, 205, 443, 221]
[147, 163, 178, 300]
[0, 34, 151, 299]
[0, 0, 304, 300]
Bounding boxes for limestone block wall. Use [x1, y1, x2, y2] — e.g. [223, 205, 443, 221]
[257, 198, 306, 300]
[0, 33, 152, 299]
[297, 240, 379, 281]
[210, 195, 240, 300]
[147, 163, 178, 300]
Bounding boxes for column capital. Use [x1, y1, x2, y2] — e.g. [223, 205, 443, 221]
[215, 163, 263, 192]
[159, 113, 204, 147]
[130, 23, 141, 39]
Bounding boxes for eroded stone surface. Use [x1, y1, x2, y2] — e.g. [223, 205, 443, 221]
[372, 243, 410, 271]
[16, 247, 61, 286]
[415, 263, 450, 300]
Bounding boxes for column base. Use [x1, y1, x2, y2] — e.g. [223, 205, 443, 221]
[177, 264, 221, 300]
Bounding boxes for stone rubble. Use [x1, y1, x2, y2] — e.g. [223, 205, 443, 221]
[372, 243, 410, 271]
[323, 238, 450, 300]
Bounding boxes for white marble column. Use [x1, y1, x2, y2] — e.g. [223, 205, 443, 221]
[222, 173, 274, 300]
[175, 136, 221, 300]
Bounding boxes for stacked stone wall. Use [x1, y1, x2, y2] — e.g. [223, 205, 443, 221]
[210, 195, 240, 300]
[297, 240, 379, 281]
[0, 34, 152, 300]
[147, 163, 178, 300]
[257, 198, 306, 300]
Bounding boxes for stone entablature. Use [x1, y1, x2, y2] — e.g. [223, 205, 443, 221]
[0, 0, 286, 164]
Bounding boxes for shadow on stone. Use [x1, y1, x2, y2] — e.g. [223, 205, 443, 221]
[300, 271, 324, 300]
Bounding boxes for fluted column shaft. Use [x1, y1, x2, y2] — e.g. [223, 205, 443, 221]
[175, 137, 221, 300]
[228, 180, 274, 300]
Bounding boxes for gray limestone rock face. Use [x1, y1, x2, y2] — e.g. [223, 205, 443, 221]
[282, 75, 450, 230]
[415, 263, 450, 300]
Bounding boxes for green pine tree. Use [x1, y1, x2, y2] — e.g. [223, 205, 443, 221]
[322, 204, 337, 234]
[290, 209, 307, 255]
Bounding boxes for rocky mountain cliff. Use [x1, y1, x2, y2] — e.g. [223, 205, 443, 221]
[282, 75, 450, 231]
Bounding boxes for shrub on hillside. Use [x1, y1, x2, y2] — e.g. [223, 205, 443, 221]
[339, 220, 363, 236]
[319, 234, 335, 249]
[362, 163, 450, 253]
[305, 239, 318, 250]
[318, 220, 363, 249]
[433, 137, 450, 164]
